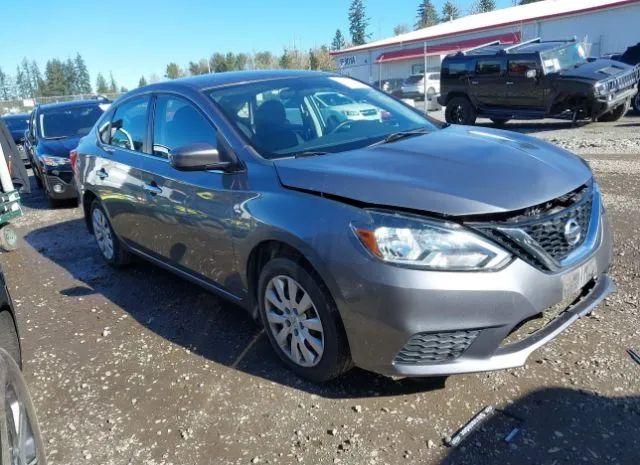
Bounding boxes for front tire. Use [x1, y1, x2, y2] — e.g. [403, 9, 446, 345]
[597, 100, 629, 122]
[445, 96, 477, 125]
[90, 200, 130, 267]
[258, 257, 352, 382]
[633, 92, 640, 115]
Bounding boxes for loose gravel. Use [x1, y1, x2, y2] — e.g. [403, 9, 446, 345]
[2, 114, 639, 465]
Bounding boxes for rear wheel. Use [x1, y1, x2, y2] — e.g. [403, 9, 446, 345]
[490, 118, 510, 127]
[445, 96, 476, 125]
[597, 100, 629, 122]
[258, 257, 352, 382]
[90, 200, 131, 267]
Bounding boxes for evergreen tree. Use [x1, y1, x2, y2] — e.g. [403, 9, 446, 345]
[0, 67, 10, 100]
[474, 0, 496, 13]
[138, 76, 148, 87]
[20, 59, 36, 98]
[63, 58, 78, 94]
[108, 72, 117, 93]
[74, 53, 92, 93]
[15, 65, 27, 99]
[96, 73, 108, 94]
[43, 59, 67, 96]
[416, 0, 439, 29]
[331, 29, 346, 51]
[236, 53, 249, 70]
[393, 24, 410, 36]
[120, 86, 128, 93]
[29, 61, 43, 97]
[348, 0, 369, 46]
[442, 1, 461, 21]
[253, 51, 276, 69]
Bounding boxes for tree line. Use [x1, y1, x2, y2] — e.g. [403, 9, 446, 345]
[0, 53, 125, 101]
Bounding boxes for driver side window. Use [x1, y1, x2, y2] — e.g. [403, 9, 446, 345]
[109, 97, 149, 152]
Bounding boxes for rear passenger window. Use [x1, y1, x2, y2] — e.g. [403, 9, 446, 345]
[443, 61, 469, 76]
[153, 96, 217, 158]
[475, 60, 502, 75]
[508, 60, 539, 76]
[110, 98, 149, 152]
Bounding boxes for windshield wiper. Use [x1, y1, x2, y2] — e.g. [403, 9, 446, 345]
[294, 150, 329, 158]
[368, 127, 431, 147]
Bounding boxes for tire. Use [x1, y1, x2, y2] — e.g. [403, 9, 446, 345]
[597, 100, 629, 122]
[0, 311, 21, 365]
[90, 200, 131, 267]
[633, 92, 640, 115]
[490, 118, 510, 127]
[445, 96, 477, 125]
[0, 226, 18, 252]
[258, 257, 352, 382]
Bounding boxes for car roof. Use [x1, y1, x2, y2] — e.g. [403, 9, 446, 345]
[126, 70, 334, 97]
[456, 40, 573, 57]
[36, 98, 108, 112]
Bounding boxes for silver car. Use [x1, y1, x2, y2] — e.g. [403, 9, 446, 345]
[75, 71, 614, 382]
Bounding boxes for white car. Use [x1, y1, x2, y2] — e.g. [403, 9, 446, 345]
[401, 73, 441, 104]
[312, 91, 382, 125]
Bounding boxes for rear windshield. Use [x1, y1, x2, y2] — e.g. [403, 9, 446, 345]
[2, 116, 28, 132]
[39, 105, 105, 139]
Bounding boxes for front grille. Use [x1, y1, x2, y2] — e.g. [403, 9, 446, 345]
[394, 330, 480, 365]
[521, 197, 592, 262]
[605, 68, 639, 93]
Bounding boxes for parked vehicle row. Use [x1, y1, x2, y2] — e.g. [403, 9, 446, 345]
[74, 70, 613, 382]
[0, 113, 30, 166]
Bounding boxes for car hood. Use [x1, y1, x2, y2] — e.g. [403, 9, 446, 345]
[36, 136, 81, 158]
[557, 59, 634, 81]
[273, 125, 592, 216]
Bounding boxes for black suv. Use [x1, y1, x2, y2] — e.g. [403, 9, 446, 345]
[439, 39, 640, 126]
[24, 99, 107, 206]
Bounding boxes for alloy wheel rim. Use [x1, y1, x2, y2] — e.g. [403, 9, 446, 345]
[453, 105, 465, 123]
[92, 209, 114, 260]
[264, 275, 324, 367]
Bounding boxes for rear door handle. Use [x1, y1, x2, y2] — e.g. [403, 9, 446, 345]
[97, 168, 108, 180]
[470, 80, 479, 85]
[144, 183, 162, 196]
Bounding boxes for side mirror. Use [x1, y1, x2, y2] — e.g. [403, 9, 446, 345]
[526, 69, 538, 79]
[169, 143, 233, 172]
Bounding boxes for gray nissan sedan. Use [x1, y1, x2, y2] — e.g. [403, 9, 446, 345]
[74, 70, 614, 382]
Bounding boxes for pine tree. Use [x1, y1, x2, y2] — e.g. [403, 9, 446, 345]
[331, 29, 346, 51]
[20, 59, 36, 98]
[416, 0, 439, 29]
[138, 76, 148, 87]
[348, 0, 369, 46]
[442, 1, 461, 21]
[63, 58, 78, 95]
[29, 61, 43, 97]
[96, 73, 108, 94]
[474, 0, 496, 13]
[74, 53, 92, 93]
[43, 59, 67, 96]
[108, 72, 117, 93]
[393, 24, 410, 36]
[0, 67, 10, 100]
[15, 65, 27, 99]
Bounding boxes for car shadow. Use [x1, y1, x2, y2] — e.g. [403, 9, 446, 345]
[18, 173, 77, 211]
[24, 217, 447, 399]
[438, 387, 640, 465]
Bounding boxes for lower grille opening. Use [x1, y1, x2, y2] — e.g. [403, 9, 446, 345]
[394, 330, 480, 365]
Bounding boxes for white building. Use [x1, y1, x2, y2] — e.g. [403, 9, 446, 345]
[332, 0, 640, 83]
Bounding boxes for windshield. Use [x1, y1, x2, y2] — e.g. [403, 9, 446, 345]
[541, 43, 588, 74]
[39, 104, 104, 139]
[2, 116, 28, 132]
[209, 76, 436, 159]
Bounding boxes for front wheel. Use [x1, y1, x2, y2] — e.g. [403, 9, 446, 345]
[258, 257, 352, 382]
[633, 92, 640, 115]
[445, 96, 477, 125]
[597, 100, 629, 122]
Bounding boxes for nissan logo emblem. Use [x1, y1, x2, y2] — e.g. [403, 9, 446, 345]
[564, 218, 582, 246]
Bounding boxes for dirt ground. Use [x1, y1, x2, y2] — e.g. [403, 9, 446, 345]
[2, 114, 640, 465]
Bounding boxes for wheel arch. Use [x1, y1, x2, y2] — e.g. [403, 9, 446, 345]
[82, 189, 99, 233]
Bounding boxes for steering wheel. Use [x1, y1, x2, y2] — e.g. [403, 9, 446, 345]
[328, 119, 354, 134]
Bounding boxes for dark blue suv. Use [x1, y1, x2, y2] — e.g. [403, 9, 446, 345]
[24, 99, 108, 206]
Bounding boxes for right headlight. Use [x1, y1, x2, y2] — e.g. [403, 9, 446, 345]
[595, 82, 608, 96]
[352, 211, 511, 271]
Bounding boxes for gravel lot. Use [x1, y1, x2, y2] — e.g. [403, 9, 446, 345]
[3, 114, 640, 465]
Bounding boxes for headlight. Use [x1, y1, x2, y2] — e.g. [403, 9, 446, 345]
[595, 83, 608, 96]
[352, 211, 511, 271]
[41, 155, 69, 167]
[342, 110, 360, 116]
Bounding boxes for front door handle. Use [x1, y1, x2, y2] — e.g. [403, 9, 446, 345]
[506, 81, 515, 85]
[470, 80, 479, 85]
[97, 168, 108, 180]
[144, 183, 162, 196]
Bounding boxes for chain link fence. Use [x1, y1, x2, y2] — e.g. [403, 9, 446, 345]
[1, 93, 122, 115]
